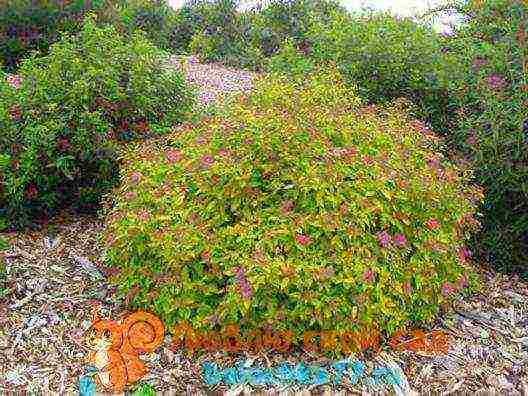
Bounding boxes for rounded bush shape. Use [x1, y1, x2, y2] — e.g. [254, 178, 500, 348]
[0, 17, 195, 229]
[103, 70, 482, 344]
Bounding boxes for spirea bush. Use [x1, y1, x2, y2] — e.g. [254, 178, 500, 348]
[438, 0, 528, 276]
[103, 69, 482, 347]
[0, 17, 194, 229]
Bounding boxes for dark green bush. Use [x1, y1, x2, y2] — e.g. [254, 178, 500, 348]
[437, 0, 528, 276]
[117, 0, 180, 51]
[0, 17, 195, 229]
[103, 69, 482, 345]
[0, 0, 113, 72]
[250, 0, 347, 58]
[166, 3, 207, 54]
[305, 10, 457, 134]
[187, 0, 266, 69]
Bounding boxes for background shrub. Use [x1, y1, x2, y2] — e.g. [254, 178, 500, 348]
[435, 0, 528, 276]
[0, 0, 115, 72]
[103, 69, 482, 346]
[117, 0, 179, 51]
[249, 0, 347, 58]
[186, 0, 266, 69]
[304, 10, 457, 134]
[0, 17, 195, 229]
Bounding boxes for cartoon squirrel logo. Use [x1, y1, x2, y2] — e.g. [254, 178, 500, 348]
[87, 305, 165, 392]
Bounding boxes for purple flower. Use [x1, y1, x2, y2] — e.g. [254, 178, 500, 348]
[376, 231, 391, 248]
[456, 275, 468, 290]
[6, 74, 21, 89]
[485, 74, 507, 90]
[165, 149, 182, 163]
[471, 57, 487, 71]
[393, 233, 407, 248]
[201, 155, 214, 167]
[457, 246, 472, 263]
[234, 267, 252, 299]
[295, 234, 311, 246]
[130, 172, 142, 183]
[441, 282, 455, 297]
[466, 132, 477, 146]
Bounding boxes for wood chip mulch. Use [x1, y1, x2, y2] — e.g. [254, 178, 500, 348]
[0, 215, 527, 395]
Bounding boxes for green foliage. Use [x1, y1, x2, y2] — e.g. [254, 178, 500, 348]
[265, 38, 316, 78]
[0, 0, 113, 72]
[438, 0, 528, 276]
[305, 10, 456, 133]
[186, 0, 266, 69]
[103, 69, 482, 345]
[131, 383, 156, 396]
[250, 0, 347, 57]
[116, 0, 180, 51]
[0, 17, 195, 229]
[0, 235, 8, 251]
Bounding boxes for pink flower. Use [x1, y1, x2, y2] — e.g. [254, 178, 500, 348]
[6, 74, 21, 89]
[346, 147, 358, 157]
[425, 218, 440, 230]
[137, 210, 150, 221]
[393, 233, 407, 247]
[218, 148, 229, 157]
[363, 269, 375, 283]
[201, 155, 214, 167]
[124, 191, 136, 201]
[130, 171, 142, 184]
[456, 275, 468, 290]
[466, 132, 477, 146]
[403, 282, 412, 294]
[457, 246, 472, 263]
[281, 200, 295, 214]
[57, 138, 71, 151]
[441, 282, 455, 297]
[9, 105, 21, 120]
[201, 251, 211, 263]
[26, 184, 38, 199]
[165, 149, 182, 163]
[106, 234, 116, 246]
[376, 231, 391, 248]
[485, 74, 507, 90]
[295, 234, 311, 246]
[362, 155, 373, 165]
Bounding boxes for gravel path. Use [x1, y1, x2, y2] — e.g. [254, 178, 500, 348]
[170, 55, 260, 107]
